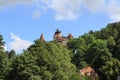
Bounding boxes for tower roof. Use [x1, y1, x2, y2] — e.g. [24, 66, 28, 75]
[68, 33, 73, 39]
[40, 34, 45, 41]
[55, 29, 61, 34]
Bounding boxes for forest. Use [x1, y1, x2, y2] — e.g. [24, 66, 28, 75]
[0, 22, 120, 80]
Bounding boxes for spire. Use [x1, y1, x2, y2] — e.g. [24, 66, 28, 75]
[40, 34, 45, 41]
[55, 28, 61, 34]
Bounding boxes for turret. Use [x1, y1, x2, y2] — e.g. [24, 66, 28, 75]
[67, 33, 73, 39]
[53, 29, 62, 40]
[40, 33, 45, 41]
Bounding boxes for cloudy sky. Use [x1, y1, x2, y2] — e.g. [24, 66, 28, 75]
[0, 0, 120, 53]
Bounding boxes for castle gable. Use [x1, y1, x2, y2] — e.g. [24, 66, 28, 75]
[39, 29, 73, 45]
[53, 29, 73, 44]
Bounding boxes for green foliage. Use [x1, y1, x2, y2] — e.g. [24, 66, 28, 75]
[7, 50, 41, 80]
[101, 58, 120, 80]
[0, 35, 11, 80]
[8, 49, 16, 59]
[27, 40, 79, 80]
[67, 22, 120, 80]
[0, 35, 5, 51]
[88, 39, 114, 79]
[67, 34, 95, 69]
[0, 51, 10, 79]
[0, 34, 83, 80]
[1, 21, 120, 80]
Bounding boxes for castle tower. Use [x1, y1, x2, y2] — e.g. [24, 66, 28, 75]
[67, 33, 73, 39]
[40, 33, 45, 41]
[53, 29, 74, 45]
[53, 29, 62, 40]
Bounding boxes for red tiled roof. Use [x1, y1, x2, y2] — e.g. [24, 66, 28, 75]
[80, 66, 97, 76]
[68, 33, 73, 38]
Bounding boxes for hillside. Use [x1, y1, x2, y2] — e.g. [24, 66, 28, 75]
[0, 22, 120, 80]
[67, 22, 120, 80]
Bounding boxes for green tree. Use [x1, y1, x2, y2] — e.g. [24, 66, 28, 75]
[7, 40, 80, 80]
[67, 34, 95, 69]
[7, 50, 41, 80]
[114, 39, 120, 60]
[28, 40, 79, 80]
[0, 51, 10, 80]
[106, 36, 116, 52]
[8, 49, 16, 59]
[0, 35, 11, 80]
[89, 39, 120, 80]
[0, 35, 5, 51]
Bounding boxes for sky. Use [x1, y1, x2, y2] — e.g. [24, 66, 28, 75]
[0, 0, 120, 53]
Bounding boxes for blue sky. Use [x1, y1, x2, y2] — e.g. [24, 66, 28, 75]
[0, 0, 120, 53]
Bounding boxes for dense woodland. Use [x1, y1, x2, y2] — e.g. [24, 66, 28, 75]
[0, 22, 120, 80]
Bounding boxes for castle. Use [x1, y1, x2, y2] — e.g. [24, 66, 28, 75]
[40, 29, 73, 44]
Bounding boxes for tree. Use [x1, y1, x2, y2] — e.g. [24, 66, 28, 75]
[0, 35, 11, 80]
[0, 35, 5, 51]
[89, 39, 120, 80]
[7, 50, 41, 80]
[7, 40, 80, 80]
[114, 39, 120, 60]
[67, 34, 95, 69]
[106, 36, 116, 52]
[0, 51, 10, 80]
[8, 49, 16, 59]
[28, 40, 79, 80]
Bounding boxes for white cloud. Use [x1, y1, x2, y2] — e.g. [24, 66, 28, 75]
[40, 0, 120, 21]
[45, 0, 82, 20]
[9, 33, 32, 53]
[1, 0, 120, 21]
[0, 0, 39, 9]
[82, 0, 105, 12]
[41, 0, 105, 20]
[105, 0, 120, 22]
